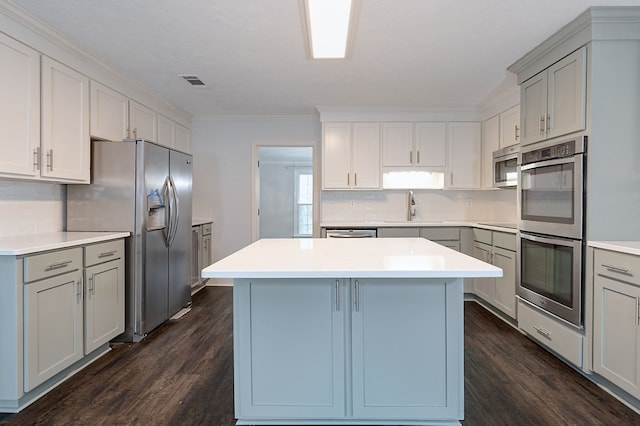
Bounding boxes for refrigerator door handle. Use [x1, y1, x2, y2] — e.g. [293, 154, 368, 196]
[167, 176, 180, 247]
[161, 176, 172, 246]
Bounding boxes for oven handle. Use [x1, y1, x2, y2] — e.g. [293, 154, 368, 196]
[520, 155, 577, 171]
[519, 232, 579, 248]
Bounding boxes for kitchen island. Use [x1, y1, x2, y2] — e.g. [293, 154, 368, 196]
[202, 238, 501, 426]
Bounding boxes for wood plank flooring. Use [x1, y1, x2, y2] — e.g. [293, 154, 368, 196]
[1, 287, 638, 425]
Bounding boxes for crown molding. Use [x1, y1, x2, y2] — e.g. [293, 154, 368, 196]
[192, 114, 319, 122]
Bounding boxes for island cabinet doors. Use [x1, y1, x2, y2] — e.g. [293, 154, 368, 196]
[233, 279, 347, 419]
[351, 278, 463, 420]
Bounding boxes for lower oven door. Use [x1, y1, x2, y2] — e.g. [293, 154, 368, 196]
[517, 232, 583, 327]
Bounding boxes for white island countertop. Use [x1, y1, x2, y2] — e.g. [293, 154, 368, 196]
[202, 237, 502, 279]
[0, 232, 130, 256]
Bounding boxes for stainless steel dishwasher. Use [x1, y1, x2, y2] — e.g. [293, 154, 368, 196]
[325, 229, 377, 238]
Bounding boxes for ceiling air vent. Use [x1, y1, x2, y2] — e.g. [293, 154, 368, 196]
[179, 74, 207, 87]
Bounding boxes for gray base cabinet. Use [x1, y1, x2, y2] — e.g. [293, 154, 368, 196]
[593, 248, 640, 398]
[233, 277, 463, 425]
[0, 238, 125, 412]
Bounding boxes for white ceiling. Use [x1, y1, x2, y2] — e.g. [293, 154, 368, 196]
[10, 0, 640, 118]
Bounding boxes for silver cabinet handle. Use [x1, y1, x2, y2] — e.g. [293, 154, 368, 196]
[546, 113, 551, 132]
[410, 151, 413, 164]
[539, 114, 545, 135]
[88, 275, 95, 296]
[417, 151, 420, 164]
[515, 125, 519, 140]
[602, 264, 630, 274]
[533, 325, 551, 340]
[354, 279, 360, 312]
[354, 173, 357, 187]
[335, 280, 340, 312]
[46, 149, 54, 171]
[98, 251, 116, 259]
[33, 147, 40, 171]
[45, 260, 72, 272]
[77, 278, 83, 304]
[347, 172, 350, 186]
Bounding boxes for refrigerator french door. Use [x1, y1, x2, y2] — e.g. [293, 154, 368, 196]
[67, 139, 192, 341]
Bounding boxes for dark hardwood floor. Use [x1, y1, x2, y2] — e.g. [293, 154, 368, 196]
[1, 287, 638, 425]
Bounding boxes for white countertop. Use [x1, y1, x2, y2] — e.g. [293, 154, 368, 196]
[588, 241, 640, 256]
[320, 221, 518, 234]
[192, 217, 214, 226]
[202, 237, 503, 279]
[0, 232, 130, 256]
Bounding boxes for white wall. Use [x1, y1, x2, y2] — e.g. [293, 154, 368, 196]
[190, 116, 321, 280]
[0, 181, 66, 237]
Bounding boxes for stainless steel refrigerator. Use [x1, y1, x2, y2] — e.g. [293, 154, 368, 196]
[67, 139, 192, 341]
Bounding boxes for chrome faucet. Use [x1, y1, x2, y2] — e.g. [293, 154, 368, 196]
[407, 191, 416, 221]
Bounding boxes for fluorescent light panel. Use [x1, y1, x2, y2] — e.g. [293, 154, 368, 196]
[306, 0, 353, 59]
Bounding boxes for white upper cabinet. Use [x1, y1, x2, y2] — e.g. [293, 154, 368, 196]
[481, 115, 500, 190]
[90, 80, 129, 141]
[158, 114, 191, 153]
[174, 124, 191, 153]
[41, 57, 90, 183]
[322, 122, 380, 190]
[446, 122, 482, 189]
[521, 47, 586, 146]
[499, 105, 520, 148]
[129, 100, 157, 142]
[382, 122, 446, 169]
[0, 33, 40, 179]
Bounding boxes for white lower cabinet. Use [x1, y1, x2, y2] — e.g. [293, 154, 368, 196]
[23, 248, 84, 392]
[472, 229, 516, 319]
[83, 240, 125, 354]
[234, 277, 462, 423]
[593, 248, 640, 398]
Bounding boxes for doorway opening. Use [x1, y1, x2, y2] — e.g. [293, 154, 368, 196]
[254, 146, 314, 239]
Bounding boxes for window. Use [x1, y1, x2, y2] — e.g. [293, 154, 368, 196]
[295, 168, 313, 236]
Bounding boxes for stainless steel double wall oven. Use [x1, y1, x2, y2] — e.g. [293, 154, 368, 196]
[517, 136, 586, 327]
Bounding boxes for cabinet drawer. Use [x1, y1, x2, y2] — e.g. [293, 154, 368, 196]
[24, 247, 82, 283]
[472, 228, 492, 245]
[493, 232, 516, 251]
[420, 227, 460, 241]
[518, 299, 583, 368]
[85, 239, 124, 267]
[202, 223, 212, 236]
[594, 249, 640, 287]
[378, 227, 420, 238]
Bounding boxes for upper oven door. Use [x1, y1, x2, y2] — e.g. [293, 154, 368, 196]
[518, 154, 584, 239]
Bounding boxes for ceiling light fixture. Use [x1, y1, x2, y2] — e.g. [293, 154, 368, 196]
[301, 0, 358, 59]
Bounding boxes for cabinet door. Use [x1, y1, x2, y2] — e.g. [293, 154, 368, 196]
[414, 122, 446, 168]
[520, 71, 548, 146]
[191, 226, 201, 288]
[157, 114, 176, 148]
[492, 246, 516, 319]
[0, 33, 40, 178]
[24, 272, 83, 391]
[84, 259, 124, 354]
[473, 242, 495, 302]
[547, 47, 586, 140]
[352, 123, 380, 189]
[500, 105, 520, 148]
[41, 57, 90, 182]
[351, 278, 462, 419]
[382, 122, 413, 167]
[234, 279, 345, 418]
[129, 100, 158, 142]
[202, 234, 212, 271]
[322, 123, 351, 189]
[593, 274, 640, 397]
[90, 80, 128, 142]
[446, 122, 481, 189]
[174, 124, 191, 153]
[482, 115, 500, 189]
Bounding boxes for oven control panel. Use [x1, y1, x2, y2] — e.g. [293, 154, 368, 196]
[522, 140, 576, 165]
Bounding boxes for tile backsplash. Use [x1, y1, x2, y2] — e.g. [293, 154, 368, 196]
[0, 181, 66, 237]
[321, 189, 517, 223]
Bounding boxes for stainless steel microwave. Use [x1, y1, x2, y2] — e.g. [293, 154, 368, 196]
[493, 144, 519, 188]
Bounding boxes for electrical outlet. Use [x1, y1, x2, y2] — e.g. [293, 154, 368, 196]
[350, 200, 356, 207]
